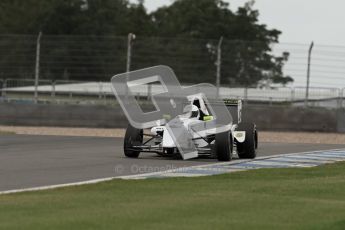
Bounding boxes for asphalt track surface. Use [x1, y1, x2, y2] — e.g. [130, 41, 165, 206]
[1, 134, 345, 192]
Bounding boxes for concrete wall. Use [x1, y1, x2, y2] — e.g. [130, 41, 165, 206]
[0, 103, 127, 128]
[337, 109, 345, 133]
[242, 106, 339, 133]
[0, 102, 344, 132]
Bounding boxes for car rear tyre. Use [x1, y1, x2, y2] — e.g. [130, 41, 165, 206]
[124, 124, 143, 158]
[214, 131, 233, 161]
[236, 123, 257, 159]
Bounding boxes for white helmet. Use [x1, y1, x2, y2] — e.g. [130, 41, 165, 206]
[182, 104, 200, 119]
[190, 105, 200, 119]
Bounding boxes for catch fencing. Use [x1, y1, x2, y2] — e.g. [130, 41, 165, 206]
[1, 34, 345, 108]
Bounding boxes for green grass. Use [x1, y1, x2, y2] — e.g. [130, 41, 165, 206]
[1, 163, 345, 230]
[0, 131, 14, 135]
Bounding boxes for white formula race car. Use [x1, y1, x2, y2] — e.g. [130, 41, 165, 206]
[123, 96, 258, 161]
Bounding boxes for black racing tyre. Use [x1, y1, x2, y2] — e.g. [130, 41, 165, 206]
[123, 124, 143, 158]
[214, 131, 233, 161]
[236, 123, 257, 159]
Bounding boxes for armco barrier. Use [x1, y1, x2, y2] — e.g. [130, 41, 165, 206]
[0, 102, 344, 133]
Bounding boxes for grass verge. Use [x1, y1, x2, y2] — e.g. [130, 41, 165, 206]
[0, 131, 15, 135]
[1, 162, 345, 230]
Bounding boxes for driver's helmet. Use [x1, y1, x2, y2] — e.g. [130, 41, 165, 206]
[182, 104, 200, 119]
[190, 105, 200, 119]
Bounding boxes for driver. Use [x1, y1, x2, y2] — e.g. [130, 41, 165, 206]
[193, 99, 207, 120]
[190, 105, 200, 119]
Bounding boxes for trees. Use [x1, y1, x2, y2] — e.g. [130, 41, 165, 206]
[150, 0, 292, 86]
[152, 0, 234, 39]
[0, 0, 292, 86]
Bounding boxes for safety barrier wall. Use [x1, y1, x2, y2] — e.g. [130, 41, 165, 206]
[0, 102, 344, 133]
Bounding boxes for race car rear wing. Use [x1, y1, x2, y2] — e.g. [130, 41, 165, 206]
[223, 99, 242, 124]
[202, 99, 242, 124]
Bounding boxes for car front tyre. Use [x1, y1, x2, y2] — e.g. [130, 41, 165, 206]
[123, 124, 143, 158]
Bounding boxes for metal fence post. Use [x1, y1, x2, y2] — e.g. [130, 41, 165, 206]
[269, 97, 273, 106]
[103, 92, 107, 104]
[126, 33, 136, 73]
[304, 41, 314, 107]
[340, 88, 345, 109]
[125, 33, 136, 100]
[0, 79, 2, 98]
[34, 32, 43, 103]
[2, 79, 7, 97]
[290, 87, 295, 102]
[98, 82, 103, 99]
[216, 37, 223, 98]
[51, 81, 56, 98]
[244, 87, 248, 104]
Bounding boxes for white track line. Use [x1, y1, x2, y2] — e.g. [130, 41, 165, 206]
[1, 148, 345, 195]
[0, 178, 116, 195]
